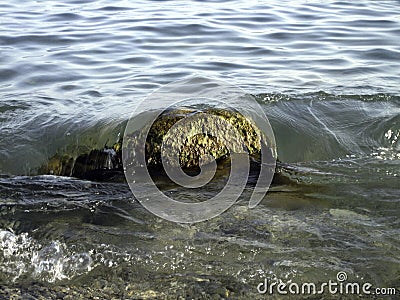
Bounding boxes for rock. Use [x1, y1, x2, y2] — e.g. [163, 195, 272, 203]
[123, 108, 266, 169]
[39, 147, 123, 181]
[40, 108, 273, 181]
[329, 209, 370, 221]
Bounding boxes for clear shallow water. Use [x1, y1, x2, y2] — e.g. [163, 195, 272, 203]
[0, 0, 399, 298]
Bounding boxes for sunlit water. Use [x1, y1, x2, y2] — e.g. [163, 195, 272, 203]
[0, 0, 399, 298]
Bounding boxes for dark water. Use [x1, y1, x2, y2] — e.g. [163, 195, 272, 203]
[0, 0, 399, 298]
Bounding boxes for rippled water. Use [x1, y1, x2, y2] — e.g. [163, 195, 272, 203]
[0, 0, 399, 298]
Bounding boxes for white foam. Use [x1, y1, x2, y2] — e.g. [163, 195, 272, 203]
[0, 230, 93, 283]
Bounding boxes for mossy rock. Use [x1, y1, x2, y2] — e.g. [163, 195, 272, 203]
[40, 108, 270, 180]
[123, 108, 265, 169]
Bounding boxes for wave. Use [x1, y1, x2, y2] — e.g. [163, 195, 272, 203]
[0, 92, 398, 176]
[256, 92, 400, 162]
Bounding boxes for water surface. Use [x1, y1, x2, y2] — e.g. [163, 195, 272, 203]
[0, 0, 399, 298]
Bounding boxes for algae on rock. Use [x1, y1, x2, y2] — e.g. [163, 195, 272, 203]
[40, 108, 271, 180]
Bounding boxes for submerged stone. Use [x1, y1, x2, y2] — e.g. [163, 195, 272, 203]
[39, 108, 272, 181]
[123, 108, 266, 169]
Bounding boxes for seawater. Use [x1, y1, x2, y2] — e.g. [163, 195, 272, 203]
[0, 0, 399, 298]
